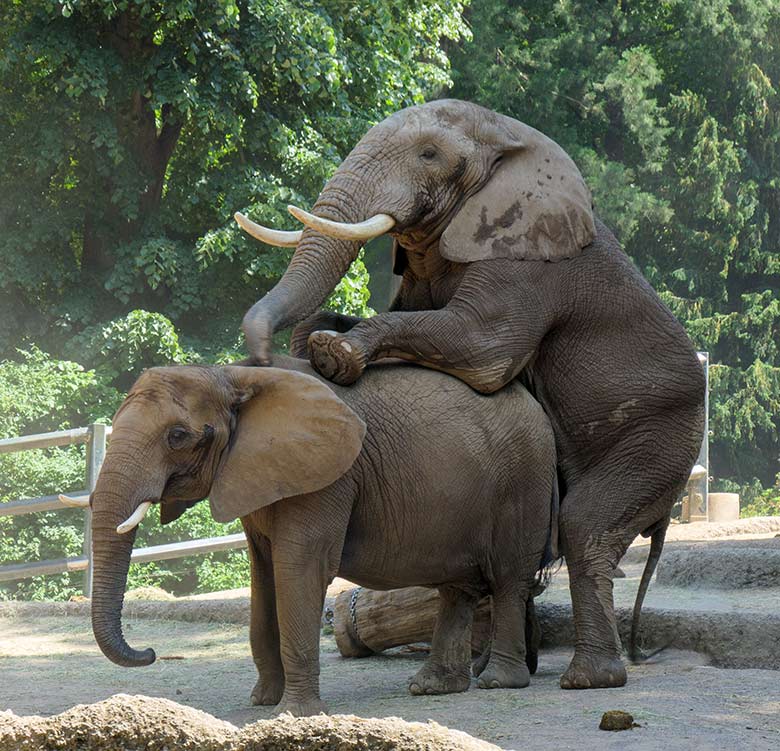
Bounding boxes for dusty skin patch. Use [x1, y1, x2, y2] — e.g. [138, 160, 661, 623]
[0, 694, 497, 751]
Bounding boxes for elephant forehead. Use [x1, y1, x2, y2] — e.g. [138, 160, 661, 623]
[120, 367, 223, 418]
[375, 100, 475, 137]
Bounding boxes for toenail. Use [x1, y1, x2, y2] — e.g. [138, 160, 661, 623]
[340, 341, 352, 353]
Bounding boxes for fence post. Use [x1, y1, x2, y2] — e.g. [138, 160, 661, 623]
[83, 424, 108, 597]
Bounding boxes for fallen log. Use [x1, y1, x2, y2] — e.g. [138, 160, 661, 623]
[332, 585, 542, 677]
[333, 586, 492, 658]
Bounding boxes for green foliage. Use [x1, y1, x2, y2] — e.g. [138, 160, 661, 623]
[125, 503, 247, 595]
[0, 0, 468, 360]
[452, 0, 780, 490]
[326, 252, 374, 317]
[65, 310, 190, 389]
[0, 348, 121, 600]
[736, 475, 780, 517]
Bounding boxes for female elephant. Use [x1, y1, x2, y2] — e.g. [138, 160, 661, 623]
[237, 98, 706, 690]
[87, 356, 557, 716]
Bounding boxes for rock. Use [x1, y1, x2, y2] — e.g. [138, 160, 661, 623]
[598, 710, 637, 731]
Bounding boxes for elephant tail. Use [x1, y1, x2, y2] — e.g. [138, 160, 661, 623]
[629, 516, 670, 662]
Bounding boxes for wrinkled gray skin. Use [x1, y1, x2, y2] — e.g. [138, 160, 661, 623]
[242, 99, 706, 689]
[89, 356, 555, 716]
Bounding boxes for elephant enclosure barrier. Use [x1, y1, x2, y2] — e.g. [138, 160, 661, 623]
[0, 423, 246, 595]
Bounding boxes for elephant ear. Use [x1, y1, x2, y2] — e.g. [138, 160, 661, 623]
[440, 119, 595, 263]
[209, 366, 366, 522]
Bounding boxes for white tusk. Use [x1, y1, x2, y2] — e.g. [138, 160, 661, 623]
[287, 205, 395, 241]
[58, 493, 90, 508]
[117, 501, 153, 535]
[234, 212, 302, 247]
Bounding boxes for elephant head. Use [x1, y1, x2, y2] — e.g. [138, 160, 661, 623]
[89, 364, 365, 667]
[239, 98, 594, 362]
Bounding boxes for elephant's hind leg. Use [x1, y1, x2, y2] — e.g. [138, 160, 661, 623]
[558, 462, 686, 690]
[409, 587, 476, 695]
[477, 583, 531, 689]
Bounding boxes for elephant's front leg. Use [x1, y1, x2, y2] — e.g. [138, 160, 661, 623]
[243, 523, 284, 706]
[309, 308, 541, 394]
[289, 311, 365, 358]
[307, 264, 551, 393]
[272, 547, 334, 716]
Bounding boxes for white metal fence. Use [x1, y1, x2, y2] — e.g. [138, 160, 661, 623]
[0, 424, 246, 596]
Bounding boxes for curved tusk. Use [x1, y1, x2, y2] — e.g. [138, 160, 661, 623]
[287, 205, 395, 241]
[58, 493, 90, 508]
[117, 501, 153, 535]
[234, 212, 302, 247]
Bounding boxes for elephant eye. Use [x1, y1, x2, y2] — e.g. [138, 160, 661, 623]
[420, 146, 437, 162]
[167, 427, 190, 449]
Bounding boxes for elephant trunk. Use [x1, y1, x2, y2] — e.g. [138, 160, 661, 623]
[242, 173, 367, 360]
[90, 458, 158, 667]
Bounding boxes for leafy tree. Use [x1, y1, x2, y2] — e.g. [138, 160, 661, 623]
[451, 0, 780, 493]
[0, 0, 468, 359]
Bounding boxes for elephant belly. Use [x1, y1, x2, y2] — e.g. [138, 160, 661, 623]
[336, 515, 489, 595]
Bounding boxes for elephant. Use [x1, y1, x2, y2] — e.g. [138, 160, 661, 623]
[236, 98, 706, 690]
[87, 356, 558, 716]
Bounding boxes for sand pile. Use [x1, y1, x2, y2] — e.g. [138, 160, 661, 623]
[0, 694, 500, 751]
[0, 695, 236, 751]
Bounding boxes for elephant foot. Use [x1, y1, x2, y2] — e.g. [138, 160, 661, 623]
[275, 696, 328, 717]
[409, 660, 470, 695]
[250, 676, 284, 706]
[560, 652, 627, 690]
[308, 331, 367, 386]
[477, 658, 530, 689]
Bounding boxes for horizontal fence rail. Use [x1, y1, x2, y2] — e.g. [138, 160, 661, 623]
[0, 427, 93, 454]
[0, 533, 247, 583]
[0, 423, 246, 594]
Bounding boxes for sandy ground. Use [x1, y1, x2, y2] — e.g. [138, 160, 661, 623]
[1, 614, 779, 751]
[4, 518, 780, 750]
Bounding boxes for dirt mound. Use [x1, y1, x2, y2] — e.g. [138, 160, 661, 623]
[0, 695, 237, 751]
[238, 713, 500, 750]
[124, 586, 176, 601]
[0, 694, 499, 751]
